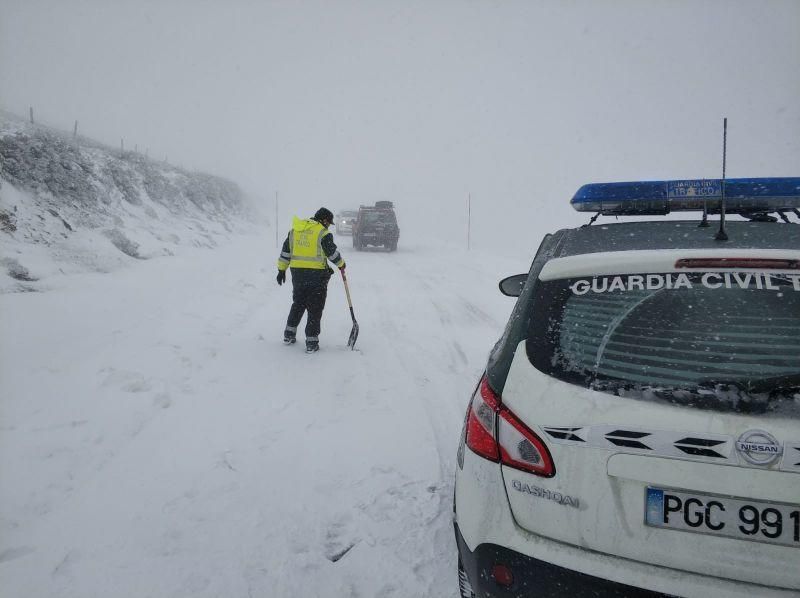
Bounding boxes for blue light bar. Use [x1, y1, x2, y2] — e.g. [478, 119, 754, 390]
[571, 177, 800, 215]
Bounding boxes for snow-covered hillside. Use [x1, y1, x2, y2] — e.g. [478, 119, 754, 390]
[0, 113, 259, 293]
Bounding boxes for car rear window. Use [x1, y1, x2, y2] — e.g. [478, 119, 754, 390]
[527, 271, 800, 416]
[361, 211, 396, 225]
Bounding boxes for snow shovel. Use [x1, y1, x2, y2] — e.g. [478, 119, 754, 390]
[341, 269, 359, 349]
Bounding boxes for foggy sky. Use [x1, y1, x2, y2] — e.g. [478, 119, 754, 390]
[2, 0, 799, 252]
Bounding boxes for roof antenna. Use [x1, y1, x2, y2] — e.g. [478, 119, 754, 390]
[714, 118, 729, 241]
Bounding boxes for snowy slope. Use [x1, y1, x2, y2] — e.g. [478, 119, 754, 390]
[0, 232, 531, 598]
[0, 114, 260, 294]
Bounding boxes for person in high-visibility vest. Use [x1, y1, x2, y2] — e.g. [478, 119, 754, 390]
[276, 207, 346, 352]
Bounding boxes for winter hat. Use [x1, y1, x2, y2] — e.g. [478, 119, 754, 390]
[314, 207, 334, 224]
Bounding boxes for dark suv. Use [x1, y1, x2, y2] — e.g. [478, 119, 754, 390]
[353, 201, 400, 251]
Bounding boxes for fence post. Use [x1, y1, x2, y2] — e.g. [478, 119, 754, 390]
[467, 193, 471, 251]
[29, 107, 34, 124]
[73, 120, 78, 138]
[275, 191, 279, 249]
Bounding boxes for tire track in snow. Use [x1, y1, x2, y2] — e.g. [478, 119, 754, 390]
[359, 253, 476, 596]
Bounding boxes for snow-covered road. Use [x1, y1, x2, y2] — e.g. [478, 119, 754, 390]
[0, 233, 530, 597]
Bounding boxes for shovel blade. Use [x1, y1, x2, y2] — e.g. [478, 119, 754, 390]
[347, 320, 359, 350]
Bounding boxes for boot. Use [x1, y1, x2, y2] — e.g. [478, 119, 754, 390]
[305, 339, 319, 353]
[283, 329, 297, 344]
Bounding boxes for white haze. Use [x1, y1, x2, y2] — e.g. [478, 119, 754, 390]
[1, 0, 799, 255]
[1, 3, 800, 597]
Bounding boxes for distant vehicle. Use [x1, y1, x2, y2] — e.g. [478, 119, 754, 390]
[335, 210, 358, 235]
[352, 202, 399, 251]
[454, 177, 800, 598]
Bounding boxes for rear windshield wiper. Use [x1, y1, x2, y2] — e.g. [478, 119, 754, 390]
[744, 373, 800, 394]
[696, 375, 800, 395]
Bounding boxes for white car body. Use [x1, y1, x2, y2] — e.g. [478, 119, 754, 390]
[455, 233, 800, 597]
[335, 211, 358, 235]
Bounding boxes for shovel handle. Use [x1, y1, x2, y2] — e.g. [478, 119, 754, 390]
[341, 269, 354, 309]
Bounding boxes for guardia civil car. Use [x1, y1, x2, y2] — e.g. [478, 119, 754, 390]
[454, 178, 800, 598]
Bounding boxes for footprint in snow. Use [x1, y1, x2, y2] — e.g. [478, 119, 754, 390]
[0, 546, 36, 564]
[152, 392, 172, 409]
[99, 368, 152, 393]
[324, 518, 359, 563]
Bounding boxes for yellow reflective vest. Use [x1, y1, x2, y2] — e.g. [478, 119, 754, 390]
[284, 217, 329, 270]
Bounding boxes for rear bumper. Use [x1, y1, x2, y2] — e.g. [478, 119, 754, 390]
[455, 522, 670, 598]
[454, 449, 799, 598]
[357, 234, 398, 245]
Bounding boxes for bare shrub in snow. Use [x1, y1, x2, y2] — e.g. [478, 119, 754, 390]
[1, 257, 37, 281]
[0, 209, 17, 232]
[104, 228, 142, 258]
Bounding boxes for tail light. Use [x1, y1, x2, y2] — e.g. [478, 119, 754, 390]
[466, 377, 501, 461]
[465, 376, 555, 477]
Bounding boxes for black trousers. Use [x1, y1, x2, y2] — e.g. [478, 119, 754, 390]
[285, 269, 330, 340]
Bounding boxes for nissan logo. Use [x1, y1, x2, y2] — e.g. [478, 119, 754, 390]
[735, 430, 782, 466]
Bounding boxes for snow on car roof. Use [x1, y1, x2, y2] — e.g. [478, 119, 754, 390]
[554, 221, 800, 259]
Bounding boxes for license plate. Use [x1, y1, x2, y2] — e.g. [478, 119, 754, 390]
[645, 487, 800, 547]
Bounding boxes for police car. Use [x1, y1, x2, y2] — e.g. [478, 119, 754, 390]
[454, 178, 800, 598]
